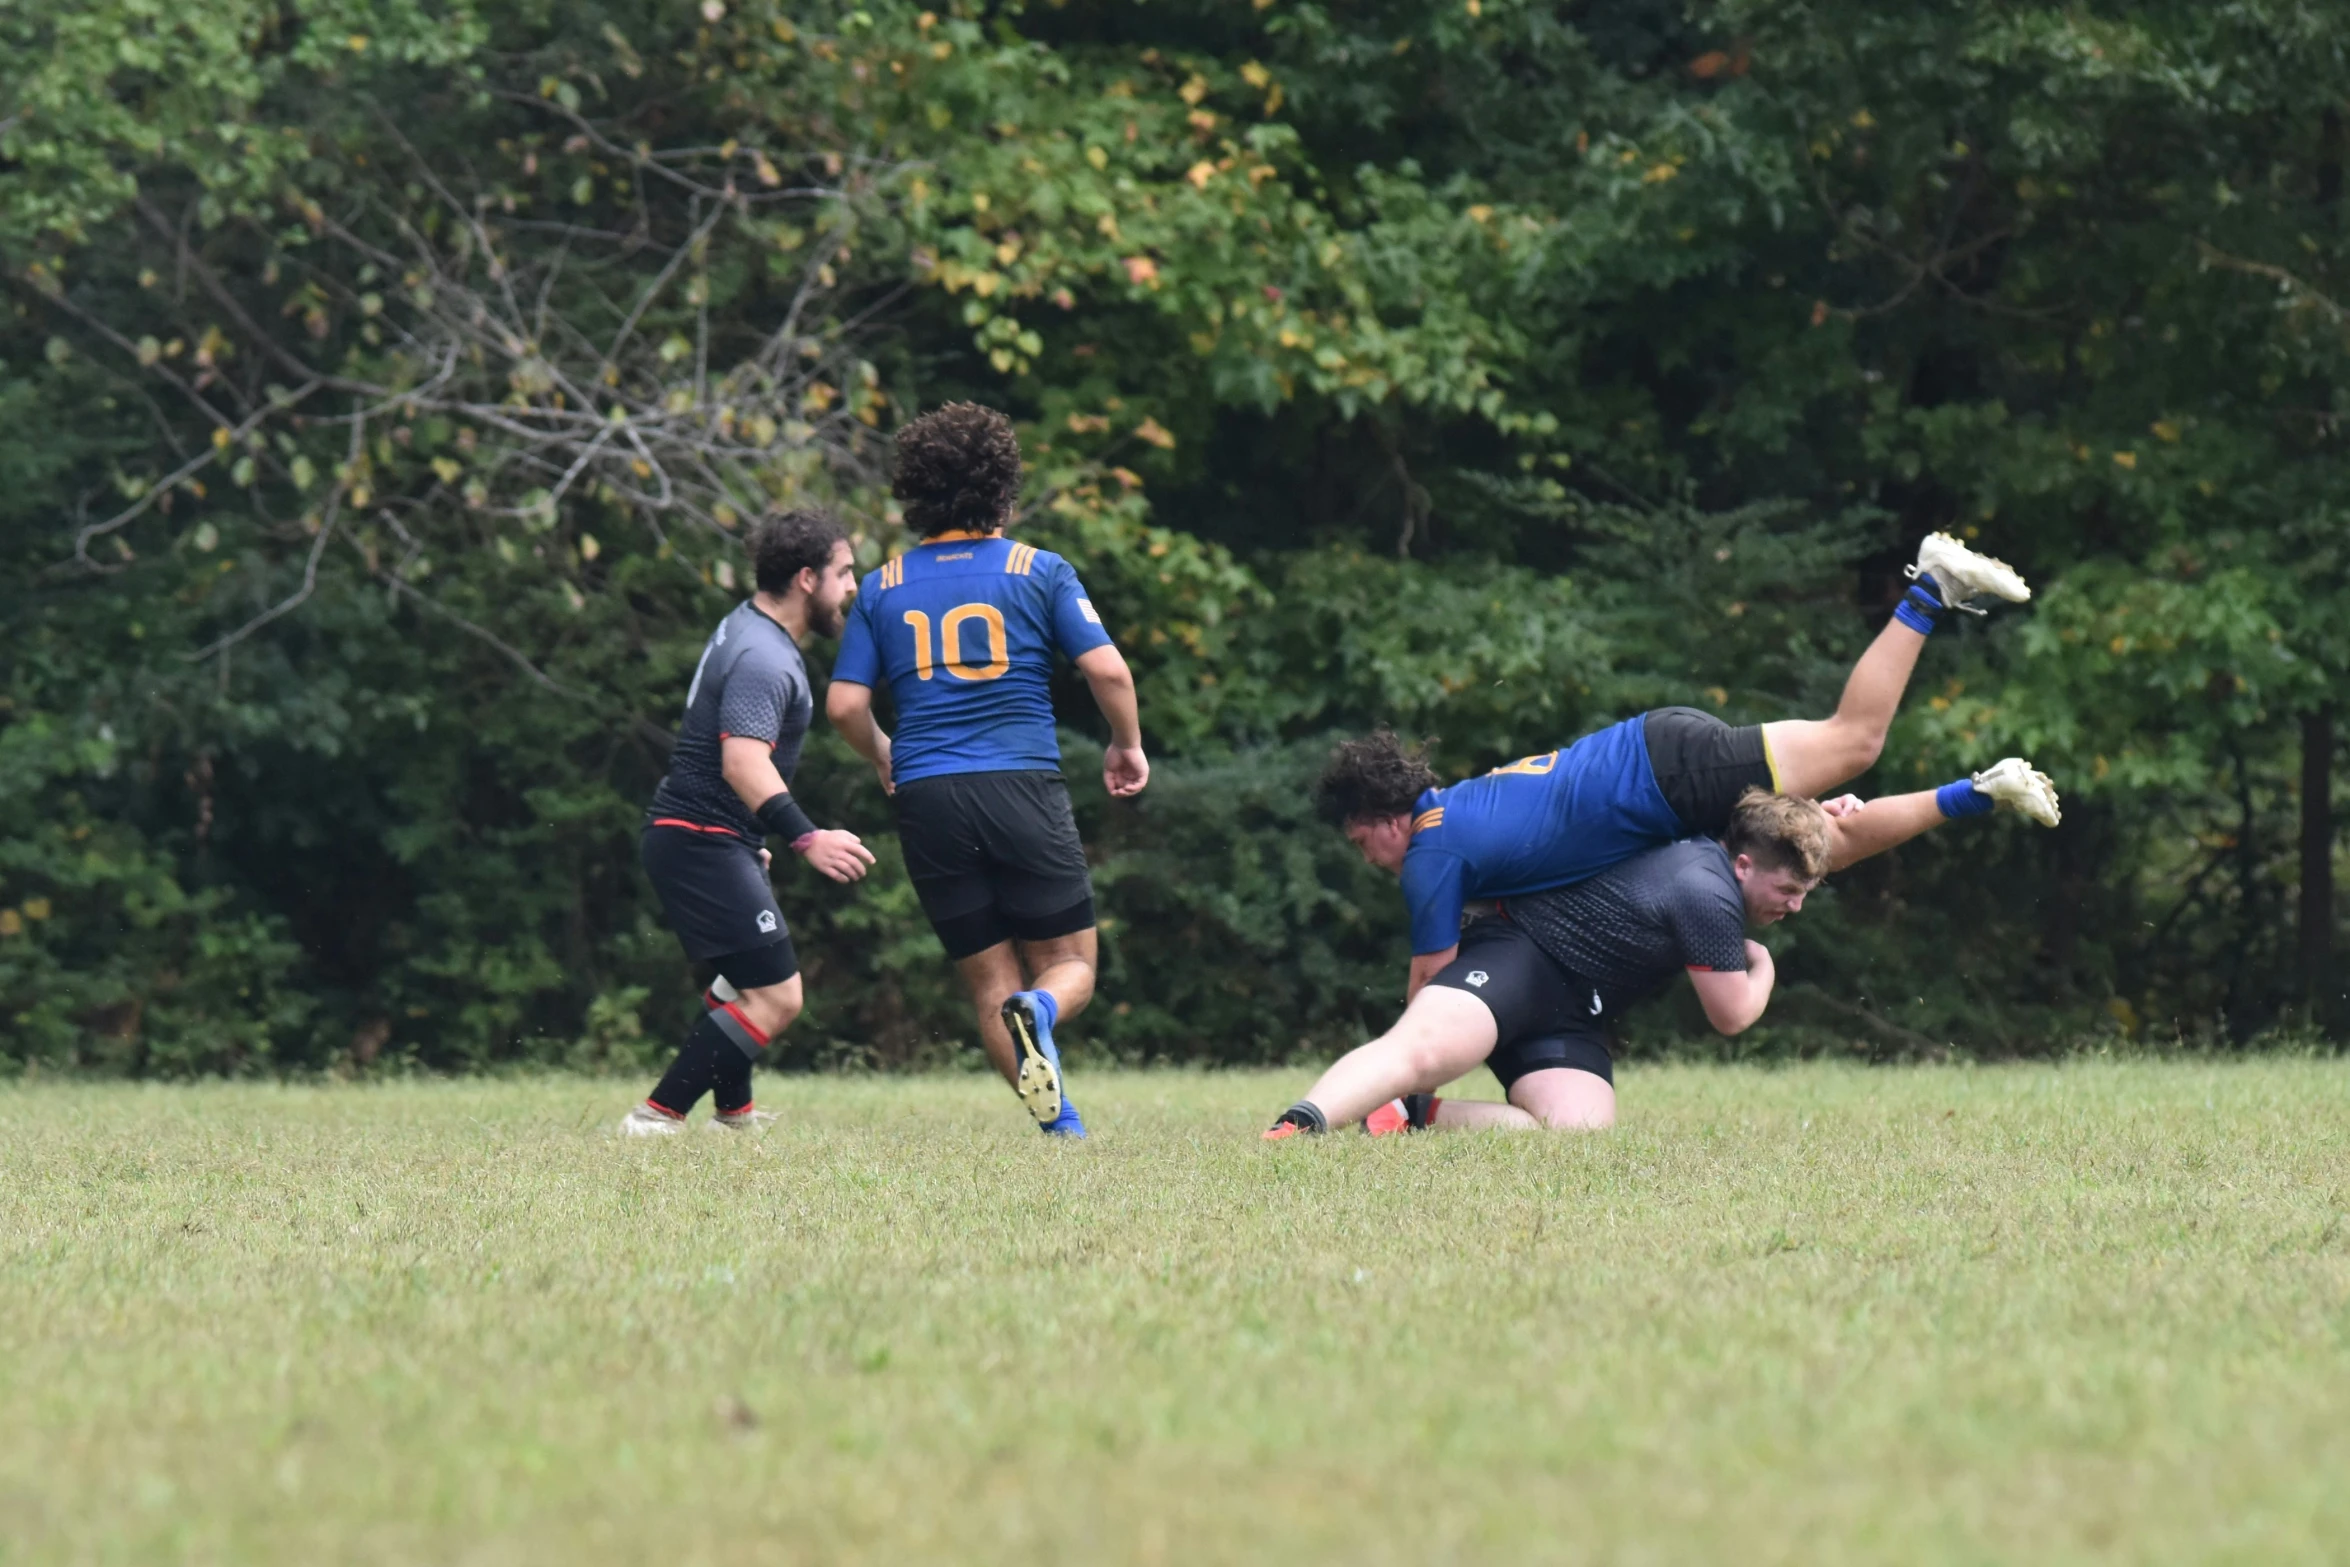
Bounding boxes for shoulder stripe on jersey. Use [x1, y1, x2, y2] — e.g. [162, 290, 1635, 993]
[880, 555, 904, 590]
[1006, 543, 1037, 576]
[1411, 808, 1445, 835]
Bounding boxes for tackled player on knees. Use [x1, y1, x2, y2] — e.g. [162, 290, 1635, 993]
[620, 511, 875, 1136]
[826, 403, 1148, 1139]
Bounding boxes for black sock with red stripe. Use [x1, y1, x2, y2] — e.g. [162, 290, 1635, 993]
[648, 1012, 732, 1117]
[712, 1047, 754, 1117]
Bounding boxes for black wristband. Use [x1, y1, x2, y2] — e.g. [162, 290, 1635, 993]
[755, 791, 818, 844]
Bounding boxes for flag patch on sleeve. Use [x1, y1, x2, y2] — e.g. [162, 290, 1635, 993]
[1078, 598, 1102, 624]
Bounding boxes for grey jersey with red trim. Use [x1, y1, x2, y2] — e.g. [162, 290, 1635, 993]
[647, 601, 812, 839]
[1501, 838, 1748, 1007]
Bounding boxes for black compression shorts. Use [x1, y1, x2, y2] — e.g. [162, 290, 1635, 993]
[1422, 918, 1615, 1090]
[892, 770, 1095, 960]
[639, 821, 800, 982]
[1642, 706, 1781, 837]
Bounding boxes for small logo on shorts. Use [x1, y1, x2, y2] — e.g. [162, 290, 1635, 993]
[1465, 970, 1489, 988]
[756, 910, 779, 934]
[1589, 988, 1604, 1015]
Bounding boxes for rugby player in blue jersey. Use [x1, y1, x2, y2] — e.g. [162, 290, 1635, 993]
[826, 404, 1147, 1138]
[1265, 765, 2060, 1139]
[620, 510, 874, 1136]
[1316, 532, 2036, 1001]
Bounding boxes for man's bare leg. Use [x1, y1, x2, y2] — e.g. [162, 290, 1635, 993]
[1761, 533, 2034, 799]
[1272, 987, 1498, 1133]
[1761, 617, 1928, 799]
[1510, 1067, 1615, 1129]
[1824, 760, 2062, 872]
[1422, 1067, 1616, 1131]
[955, 929, 1098, 1088]
[1823, 789, 1949, 873]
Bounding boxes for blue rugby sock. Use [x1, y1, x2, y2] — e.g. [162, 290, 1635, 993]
[1935, 778, 1995, 818]
[1893, 573, 1946, 635]
[1031, 989, 1060, 1031]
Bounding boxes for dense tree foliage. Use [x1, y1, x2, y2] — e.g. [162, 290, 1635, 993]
[3, 0, 2344, 1073]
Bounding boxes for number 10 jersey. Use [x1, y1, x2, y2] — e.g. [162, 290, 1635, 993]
[831, 529, 1114, 786]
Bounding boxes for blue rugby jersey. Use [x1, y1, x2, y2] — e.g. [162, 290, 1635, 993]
[831, 531, 1114, 785]
[1397, 716, 1683, 954]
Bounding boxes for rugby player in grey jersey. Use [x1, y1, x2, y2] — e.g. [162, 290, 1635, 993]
[1263, 762, 2060, 1140]
[619, 510, 873, 1136]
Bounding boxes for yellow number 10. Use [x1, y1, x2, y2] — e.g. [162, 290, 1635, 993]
[901, 604, 1011, 682]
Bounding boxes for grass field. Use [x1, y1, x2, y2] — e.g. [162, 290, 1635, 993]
[4, 1061, 2348, 1565]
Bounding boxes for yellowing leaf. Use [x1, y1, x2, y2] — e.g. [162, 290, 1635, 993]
[1134, 417, 1176, 449]
[1179, 74, 1209, 106]
[2112, 450, 2137, 469]
[579, 533, 601, 561]
[0, 911, 20, 938]
[1643, 163, 1678, 184]
[1122, 255, 1159, 285]
[1185, 161, 1217, 189]
[1240, 62, 1271, 89]
[2152, 420, 2181, 443]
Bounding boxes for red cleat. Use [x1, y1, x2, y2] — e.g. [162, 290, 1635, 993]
[1261, 1121, 1307, 1142]
[1362, 1098, 1411, 1137]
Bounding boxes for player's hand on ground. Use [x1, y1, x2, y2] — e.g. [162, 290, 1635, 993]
[1819, 793, 1866, 818]
[796, 828, 876, 883]
[1103, 742, 1149, 797]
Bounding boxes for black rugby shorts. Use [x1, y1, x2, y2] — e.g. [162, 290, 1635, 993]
[892, 770, 1095, 960]
[1642, 706, 1781, 838]
[1423, 917, 1615, 1090]
[640, 820, 799, 984]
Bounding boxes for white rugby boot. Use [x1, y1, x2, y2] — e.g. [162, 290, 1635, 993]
[1910, 532, 2031, 615]
[1971, 757, 2061, 827]
[707, 1107, 779, 1133]
[618, 1102, 686, 1137]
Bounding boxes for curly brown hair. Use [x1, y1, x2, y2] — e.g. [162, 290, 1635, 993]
[1313, 731, 1441, 827]
[892, 402, 1024, 538]
[749, 509, 848, 594]
[1722, 788, 1832, 879]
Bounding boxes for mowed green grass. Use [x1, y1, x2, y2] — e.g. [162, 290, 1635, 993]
[3, 1063, 2348, 1565]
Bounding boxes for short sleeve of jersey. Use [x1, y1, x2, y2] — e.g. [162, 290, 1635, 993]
[831, 583, 881, 687]
[1668, 865, 1749, 973]
[717, 642, 800, 745]
[1400, 847, 1470, 956]
[1047, 558, 1115, 660]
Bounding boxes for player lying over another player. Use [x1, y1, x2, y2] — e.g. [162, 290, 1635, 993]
[1263, 761, 2060, 1140]
[1319, 533, 2033, 1000]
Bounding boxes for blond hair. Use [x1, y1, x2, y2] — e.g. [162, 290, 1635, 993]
[1722, 788, 1831, 880]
